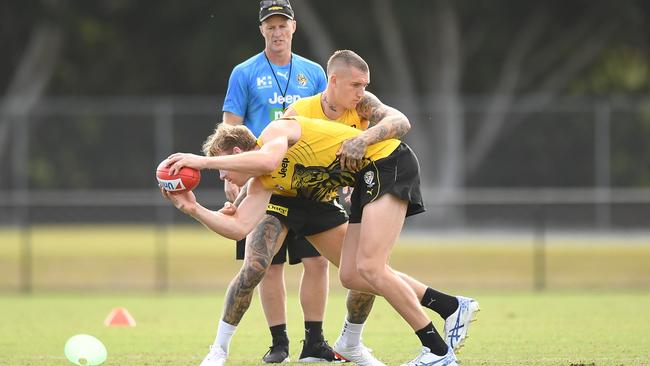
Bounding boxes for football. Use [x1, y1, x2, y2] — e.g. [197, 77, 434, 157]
[156, 159, 201, 193]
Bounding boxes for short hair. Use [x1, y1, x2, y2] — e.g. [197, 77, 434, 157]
[202, 123, 257, 156]
[326, 50, 369, 77]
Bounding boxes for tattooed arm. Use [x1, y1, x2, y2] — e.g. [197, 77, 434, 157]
[337, 91, 411, 171]
[356, 91, 411, 140]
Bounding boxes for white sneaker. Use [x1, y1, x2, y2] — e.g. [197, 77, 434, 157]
[444, 296, 480, 351]
[199, 345, 227, 366]
[400, 346, 457, 366]
[332, 338, 385, 366]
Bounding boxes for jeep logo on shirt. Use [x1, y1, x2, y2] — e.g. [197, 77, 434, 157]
[278, 157, 290, 178]
[268, 92, 301, 105]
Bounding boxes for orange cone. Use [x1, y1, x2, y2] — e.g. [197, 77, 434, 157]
[104, 307, 136, 327]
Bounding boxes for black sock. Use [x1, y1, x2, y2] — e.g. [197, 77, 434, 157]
[270, 324, 289, 346]
[415, 322, 448, 356]
[420, 287, 459, 319]
[304, 321, 324, 344]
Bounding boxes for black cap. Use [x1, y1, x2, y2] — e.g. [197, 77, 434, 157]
[259, 0, 294, 22]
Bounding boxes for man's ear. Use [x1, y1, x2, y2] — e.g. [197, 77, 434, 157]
[329, 73, 337, 86]
[232, 146, 243, 154]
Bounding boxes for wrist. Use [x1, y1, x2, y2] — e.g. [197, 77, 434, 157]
[199, 156, 209, 170]
[185, 202, 200, 217]
[357, 135, 372, 146]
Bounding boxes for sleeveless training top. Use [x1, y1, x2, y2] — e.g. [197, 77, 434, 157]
[258, 116, 400, 202]
[290, 93, 368, 130]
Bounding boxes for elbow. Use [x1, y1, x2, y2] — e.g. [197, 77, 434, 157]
[229, 219, 255, 241]
[401, 117, 412, 133]
[259, 156, 281, 174]
[210, 214, 250, 240]
[394, 115, 411, 139]
[224, 225, 248, 241]
[230, 230, 247, 241]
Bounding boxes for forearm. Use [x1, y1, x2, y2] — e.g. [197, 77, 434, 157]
[193, 177, 270, 240]
[189, 204, 252, 240]
[203, 151, 278, 175]
[359, 112, 411, 145]
[356, 92, 411, 144]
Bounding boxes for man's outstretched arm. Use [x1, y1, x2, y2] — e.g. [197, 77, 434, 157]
[163, 177, 271, 240]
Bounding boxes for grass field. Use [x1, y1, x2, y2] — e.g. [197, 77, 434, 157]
[2, 225, 650, 291]
[1, 291, 650, 366]
[1, 225, 650, 365]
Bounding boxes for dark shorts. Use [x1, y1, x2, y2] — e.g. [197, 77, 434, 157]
[236, 195, 349, 265]
[266, 194, 349, 236]
[349, 142, 425, 223]
[235, 229, 318, 265]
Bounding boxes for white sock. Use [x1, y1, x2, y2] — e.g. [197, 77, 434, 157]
[339, 319, 364, 348]
[213, 319, 237, 354]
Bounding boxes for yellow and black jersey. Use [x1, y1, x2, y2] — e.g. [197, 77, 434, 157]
[291, 93, 368, 131]
[258, 116, 400, 202]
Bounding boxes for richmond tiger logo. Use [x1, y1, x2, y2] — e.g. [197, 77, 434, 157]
[291, 158, 358, 201]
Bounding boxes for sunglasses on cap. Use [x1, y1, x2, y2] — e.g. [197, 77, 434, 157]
[260, 0, 291, 9]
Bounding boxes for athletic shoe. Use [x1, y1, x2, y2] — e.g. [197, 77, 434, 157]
[298, 339, 347, 362]
[400, 346, 457, 366]
[262, 343, 290, 363]
[444, 296, 480, 351]
[332, 338, 385, 366]
[199, 345, 227, 366]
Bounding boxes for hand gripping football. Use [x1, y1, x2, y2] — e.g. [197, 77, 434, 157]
[156, 160, 201, 193]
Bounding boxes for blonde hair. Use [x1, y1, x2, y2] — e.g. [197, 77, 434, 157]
[326, 50, 369, 77]
[202, 123, 257, 156]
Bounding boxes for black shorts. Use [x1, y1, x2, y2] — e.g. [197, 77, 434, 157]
[236, 195, 348, 265]
[349, 142, 425, 223]
[266, 194, 349, 236]
[235, 229, 318, 265]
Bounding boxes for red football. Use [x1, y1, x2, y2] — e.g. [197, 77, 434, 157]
[156, 160, 201, 193]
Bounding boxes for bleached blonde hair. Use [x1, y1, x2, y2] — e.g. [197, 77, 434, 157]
[202, 123, 257, 156]
[326, 49, 369, 77]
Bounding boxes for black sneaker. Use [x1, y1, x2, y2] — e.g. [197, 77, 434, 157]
[298, 340, 348, 363]
[263, 343, 290, 363]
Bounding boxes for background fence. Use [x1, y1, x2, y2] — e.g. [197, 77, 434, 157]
[0, 96, 648, 292]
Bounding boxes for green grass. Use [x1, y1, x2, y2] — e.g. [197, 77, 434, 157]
[1, 291, 649, 365]
[1, 225, 650, 365]
[2, 225, 650, 291]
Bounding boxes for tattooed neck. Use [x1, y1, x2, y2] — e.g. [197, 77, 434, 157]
[322, 93, 338, 113]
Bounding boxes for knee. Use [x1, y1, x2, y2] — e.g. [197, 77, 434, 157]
[240, 260, 271, 289]
[339, 266, 362, 290]
[356, 259, 384, 286]
[264, 263, 283, 280]
[339, 271, 355, 290]
[302, 256, 329, 275]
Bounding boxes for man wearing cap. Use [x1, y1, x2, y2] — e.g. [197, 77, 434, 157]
[201, 1, 336, 365]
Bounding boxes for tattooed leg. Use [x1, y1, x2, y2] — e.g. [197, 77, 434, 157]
[346, 290, 375, 324]
[222, 215, 287, 325]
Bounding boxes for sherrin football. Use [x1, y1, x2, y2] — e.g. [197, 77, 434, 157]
[156, 159, 201, 193]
